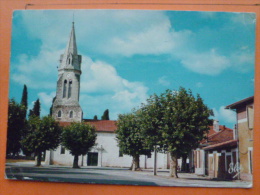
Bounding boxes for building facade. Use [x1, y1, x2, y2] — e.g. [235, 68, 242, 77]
[193, 121, 236, 178]
[226, 96, 254, 181]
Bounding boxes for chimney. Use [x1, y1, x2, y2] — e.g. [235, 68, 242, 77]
[213, 120, 220, 132]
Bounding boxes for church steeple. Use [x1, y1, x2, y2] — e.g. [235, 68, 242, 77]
[64, 22, 78, 56]
[59, 22, 81, 71]
[52, 22, 83, 122]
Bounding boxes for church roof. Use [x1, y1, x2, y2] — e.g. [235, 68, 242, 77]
[59, 120, 117, 133]
[64, 22, 78, 56]
[84, 119, 117, 133]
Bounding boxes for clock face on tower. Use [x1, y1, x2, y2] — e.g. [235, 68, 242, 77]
[67, 73, 71, 78]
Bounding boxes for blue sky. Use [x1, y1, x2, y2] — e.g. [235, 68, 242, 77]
[9, 10, 255, 128]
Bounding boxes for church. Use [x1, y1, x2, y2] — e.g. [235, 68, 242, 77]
[44, 23, 236, 173]
[44, 23, 168, 169]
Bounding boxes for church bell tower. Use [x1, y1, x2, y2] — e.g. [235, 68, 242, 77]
[52, 22, 83, 122]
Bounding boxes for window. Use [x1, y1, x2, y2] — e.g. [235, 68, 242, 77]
[247, 106, 254, 129]
[63, 80, 67, 98]
[60, 146, 65, 154]
[68, 80, 72, 98]
[147, 153, 151, 158]
[58, 111, 61, 117]
[69, 111, 73, 118]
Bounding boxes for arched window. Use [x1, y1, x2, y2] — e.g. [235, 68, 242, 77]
[68, 80, 72, 98]
[68, 58, 71, 64]
[63, 80, 67, 98]
[58, 110, 62, 118]
[69, 111, 73, 118]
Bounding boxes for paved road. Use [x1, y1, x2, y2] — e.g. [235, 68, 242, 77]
[5, 163, 252, 188]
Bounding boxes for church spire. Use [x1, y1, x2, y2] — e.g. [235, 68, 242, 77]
[64, 22, 78, 56]
[59, 22, 81, 70]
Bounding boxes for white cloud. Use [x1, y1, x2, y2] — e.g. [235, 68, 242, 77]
[230, 49, 255, 73]
[158, 76, 170, 86]
[196, 82, 203, 88]
[181, 49, 231, 75]
[81, 57, 127, 93]
[79, 57, 149, 119]
[11, 49, 62, 89]
[38, 92, 56, 107]
[102, 20, 175, 57]
[37, 92, 56, 117]
[213, 106, 236, 126]
[231, 13, 256, 25]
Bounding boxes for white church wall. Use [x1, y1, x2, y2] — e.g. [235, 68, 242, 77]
[45, 131, 169, 169]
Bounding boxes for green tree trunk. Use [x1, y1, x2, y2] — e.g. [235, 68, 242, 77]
[36, 152, 42, 166]
[73, 155, 80, 168]
[169, 152, 178, 178]
[132, 155, 141, 171]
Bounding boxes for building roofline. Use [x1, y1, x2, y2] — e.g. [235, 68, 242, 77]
[225, 96, 254, 109]
[203, 139, 237, 150]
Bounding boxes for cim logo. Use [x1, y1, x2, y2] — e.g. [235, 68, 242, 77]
[228, 162, 243, 178]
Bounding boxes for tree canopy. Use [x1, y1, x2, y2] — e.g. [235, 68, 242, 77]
[6, 99, 27, 156]
[20, 84, 28, 110]
[21, 116, 62, 166]
[116, 113, 151, 171]
[62, 122, 97, 168]
[139, 87, 213, 177]
[29, 98, 41, 118]
[101, 109, 109, 120]
[49, 96, 56, 116]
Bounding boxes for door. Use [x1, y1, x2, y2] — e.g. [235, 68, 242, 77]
[87, 152, 98, 166]
[226, 155, 232, 179]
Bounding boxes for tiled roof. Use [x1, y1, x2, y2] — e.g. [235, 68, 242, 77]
[59, 120, 117, 133]
[200, 125, 232, 144]
[203, 139, 237, 150]
[201, 127, 233, 145]
[207, 125, 229, 136]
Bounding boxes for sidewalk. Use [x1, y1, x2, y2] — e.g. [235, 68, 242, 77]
[5, 161, 252, 188]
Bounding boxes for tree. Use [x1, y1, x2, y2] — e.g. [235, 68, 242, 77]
[21, 116, 62, 166]
[62, 122, 97, 168]
[20, 85, 28, 110]
[139, 87, 213, 178]
[93, 115, 98, 120]
[101, 109, 109, 120]
[49, 96, 56, 116]
[29, 98, 41, 118]
[6, 99, 27, 156]
[116, 112, 151, 171]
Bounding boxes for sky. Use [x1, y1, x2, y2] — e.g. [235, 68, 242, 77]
[9, 10, 256, 128]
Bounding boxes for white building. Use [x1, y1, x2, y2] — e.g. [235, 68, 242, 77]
[45, 120, 169, 168]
